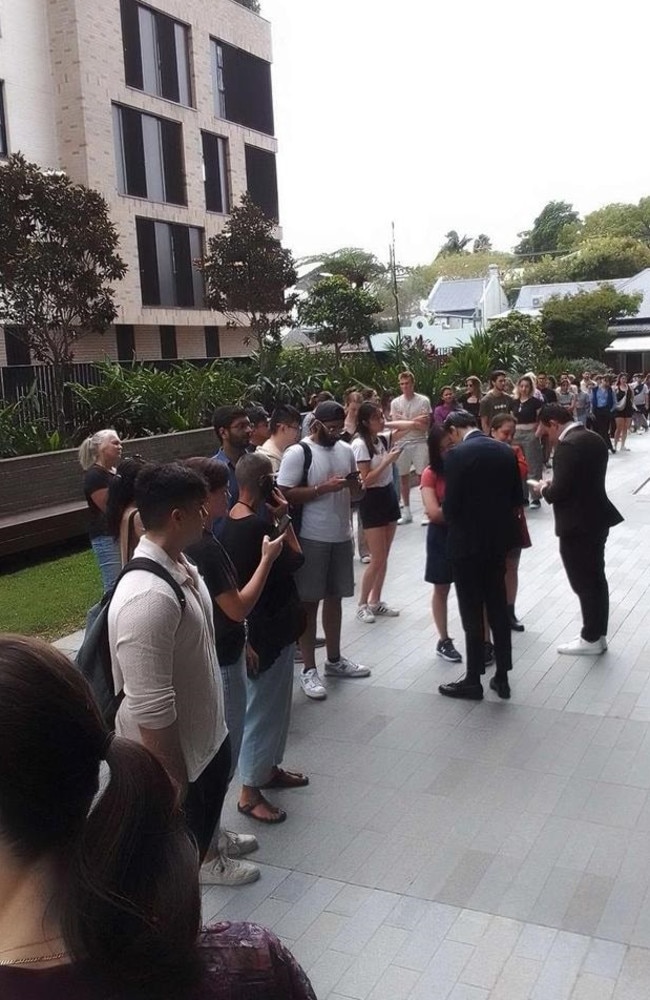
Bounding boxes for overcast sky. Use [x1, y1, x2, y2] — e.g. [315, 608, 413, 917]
[263, 0, 649, 267]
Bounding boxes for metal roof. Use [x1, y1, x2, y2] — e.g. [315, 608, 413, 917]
[617, 268, 650, 317]
[515, 279, 627, 310]
[426, 278, 485, 314]
[606, 336, 650, 352]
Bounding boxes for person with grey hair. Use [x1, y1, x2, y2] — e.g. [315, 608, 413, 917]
[78, 428, 123, 591]
[221, 452, 309, 824]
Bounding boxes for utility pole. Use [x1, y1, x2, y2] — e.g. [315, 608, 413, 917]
[389, 221, 402, 362]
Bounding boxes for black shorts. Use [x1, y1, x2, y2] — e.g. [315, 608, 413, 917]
[425, 522, 453, 585]
[359, 484, 400, 529]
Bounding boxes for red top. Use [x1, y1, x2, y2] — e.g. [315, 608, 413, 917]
[420, 465, 446, 503]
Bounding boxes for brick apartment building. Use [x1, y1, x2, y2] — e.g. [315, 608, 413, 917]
[0, 0, 279, 366]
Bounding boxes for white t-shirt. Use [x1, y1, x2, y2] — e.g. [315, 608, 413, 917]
[390, 391, 430, 443]
[352, 436, 393, 488]
[108, 537, 226, 783]
[277, 439, 357, 543]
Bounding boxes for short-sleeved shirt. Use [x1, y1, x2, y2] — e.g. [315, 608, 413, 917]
[420, 465, 446, 504]
[556, 390, 575, 409]
[539, 387, 558, 404]
[277, 439, 357, 543]
[510, 396, 543, 424]
[351, 436, 393, 488]
[389, 392, 431, 443]
[479, 391, 512, 425]
[185, 531, 246, 666]
[83, 466, 115, 538]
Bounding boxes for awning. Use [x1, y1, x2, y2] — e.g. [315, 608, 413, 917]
[606, 336, 650, 352]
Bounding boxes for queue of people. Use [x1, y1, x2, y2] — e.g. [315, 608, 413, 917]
[12, 361, 627, 993]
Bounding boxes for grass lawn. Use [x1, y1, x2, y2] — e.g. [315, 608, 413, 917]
[0, 548, 102, 641]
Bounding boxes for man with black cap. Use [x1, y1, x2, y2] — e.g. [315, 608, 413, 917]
[278, 400, 371, 700]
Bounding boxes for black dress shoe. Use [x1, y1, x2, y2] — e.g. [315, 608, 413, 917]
[489, 676, 511, 699]
[507, 605, 525, 632]
[439, 680, 483, 700]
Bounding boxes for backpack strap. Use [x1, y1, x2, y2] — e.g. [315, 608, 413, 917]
[298, 440, 313, 486]
[117, 557, 187, 610]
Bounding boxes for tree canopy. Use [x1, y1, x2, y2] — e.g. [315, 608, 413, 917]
[438, 230, 472, 256]
[567, 198, 650, 246]
[298, 274, 383, 363]
[515, 236, 650, 285]
[514, 200, 579, 258]
[540, 285, 641, 359]
[202, 194, 297, 357]
[487, 312, 550, 371]
[473, 234, 492, 253]
[299, 247, 387, 289]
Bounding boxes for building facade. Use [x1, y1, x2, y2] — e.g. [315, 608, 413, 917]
[0, 0, 279, 365]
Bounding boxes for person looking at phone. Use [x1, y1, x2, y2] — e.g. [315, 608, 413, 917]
[221, 453, 309, 823]
[352, 402, 402, 622]
[278, 400, 371, 701]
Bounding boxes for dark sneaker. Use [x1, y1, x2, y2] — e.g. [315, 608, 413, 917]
[437, 638, 463, 663]
[484, 641, 495, 667]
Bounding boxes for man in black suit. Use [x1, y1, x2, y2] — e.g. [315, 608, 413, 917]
[531, 404, 623, 655]
[439, 412, 524, 701]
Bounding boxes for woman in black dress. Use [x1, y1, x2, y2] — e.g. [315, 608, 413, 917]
[613, 373, 634, 452]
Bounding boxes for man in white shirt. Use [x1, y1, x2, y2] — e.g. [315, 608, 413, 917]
[108, 462, 258, 886]
[278, 400, 371, 700]
[389, 371, 431, 524]
[257, 403, 302, 472]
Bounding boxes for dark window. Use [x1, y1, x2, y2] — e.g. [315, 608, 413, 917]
[4, 327, 30, 366]
[0, 82, 8, 157]
[113, 104, 185, 205]
[201, 132, 229, 213]
[204, 326, 220, 358]
[116, 324, 136, 361]
[211, 40, 274, 136]
[120, 0, 192, 106]
[245, 145, 279, 222]
[135, 218, 204, 308]
[159, 325, 178, 359]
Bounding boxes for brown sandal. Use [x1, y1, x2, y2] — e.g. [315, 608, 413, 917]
[260, 767, 310, 790]
[237, 794, 287, 824]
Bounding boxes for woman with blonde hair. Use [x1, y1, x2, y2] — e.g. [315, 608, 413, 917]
[78, 428, 123, 590]
[509, 376, 544, 509]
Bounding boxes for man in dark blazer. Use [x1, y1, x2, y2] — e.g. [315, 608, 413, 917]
[531, 404, 623, 655]
[440, 412, 524, 700]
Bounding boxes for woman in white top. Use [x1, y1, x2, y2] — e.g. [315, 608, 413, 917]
[351, 402, 402, 623]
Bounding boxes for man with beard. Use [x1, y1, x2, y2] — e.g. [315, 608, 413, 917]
[212, 406, 253, 509]
[278, 400, 371, 700]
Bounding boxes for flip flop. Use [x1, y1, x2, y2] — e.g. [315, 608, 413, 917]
[237, 797, 287, 824]
[260, 767, 310, 790]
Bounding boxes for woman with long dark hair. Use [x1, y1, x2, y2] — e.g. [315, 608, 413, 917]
[490, 413, 532, 631]
[351, 401, 401, 622]
[459, 376, 482, 419]
[104, 455, 147, 565]
[420, 424, 462, 663]
[0, 634, 315, 999]
[614, 372, 634, 451]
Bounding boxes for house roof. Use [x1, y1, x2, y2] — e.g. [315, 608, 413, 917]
[426, 278, 486, 315]
[616, 268, 650, 318]
[515, 279, 628, 310]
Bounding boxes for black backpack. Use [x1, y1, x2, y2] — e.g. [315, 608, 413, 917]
[75, 557, 186, 729]
[287, 440, 313, 535]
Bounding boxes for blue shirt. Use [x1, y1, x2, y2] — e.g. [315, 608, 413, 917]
[595, 387, 610, 408]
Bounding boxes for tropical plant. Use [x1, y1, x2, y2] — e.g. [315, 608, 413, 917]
[438, 230, 472, 256]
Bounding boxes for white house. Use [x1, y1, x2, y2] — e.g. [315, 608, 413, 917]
[424, 264, 509, 346]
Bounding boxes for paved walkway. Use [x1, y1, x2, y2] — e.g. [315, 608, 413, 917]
[54, 434, 650, 999]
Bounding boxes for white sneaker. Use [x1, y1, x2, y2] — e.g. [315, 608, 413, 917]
[356, 605, 376, 623]
[200, 852, 260, 886]
[557, 636, 607, 656]
[324, 655, 371, 678]
[397, 508, 413, 525]
[218, 829, 259, 858]
[300, 667, 327, 699]
[360, 554, 371, 564]
[370, 601, 400, 617]
[421, 515, 430, 525]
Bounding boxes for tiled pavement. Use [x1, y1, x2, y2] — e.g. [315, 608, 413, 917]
[54, 433, 650, 998]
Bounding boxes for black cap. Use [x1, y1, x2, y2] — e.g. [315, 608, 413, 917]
[313, 400, 345, 423]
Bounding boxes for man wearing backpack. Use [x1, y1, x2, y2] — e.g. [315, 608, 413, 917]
[278, 400, 371, 700]
[107, 463, 257, 885]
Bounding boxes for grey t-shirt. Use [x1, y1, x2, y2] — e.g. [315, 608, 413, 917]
[277, 439, 356, 543]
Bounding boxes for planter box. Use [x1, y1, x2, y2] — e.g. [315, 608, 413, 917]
[0, 427, 216, 557]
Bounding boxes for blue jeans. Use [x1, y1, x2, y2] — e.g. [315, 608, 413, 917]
[239, 643, 295, 787]
[90, 534, 121, 592]
[219, 650, 248, 782]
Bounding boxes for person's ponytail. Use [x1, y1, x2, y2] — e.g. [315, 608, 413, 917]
[62, 737, 203, 999]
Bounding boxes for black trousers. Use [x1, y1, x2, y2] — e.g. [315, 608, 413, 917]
[559, 530, 610, 642]
[184, 735, 231, 863]
[593, 407, 615, 452]
[452, 556, 512, 685]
